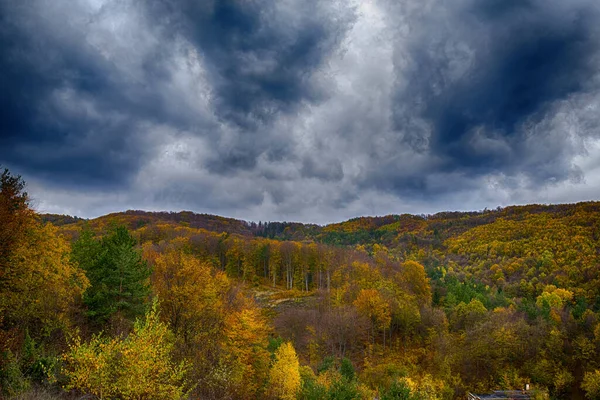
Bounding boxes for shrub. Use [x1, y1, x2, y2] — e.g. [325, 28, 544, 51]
[62, 300, 191, 399]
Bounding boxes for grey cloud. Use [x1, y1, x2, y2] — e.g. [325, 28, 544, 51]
[301, 156, 344, 182]
[152, 180, 265, 211]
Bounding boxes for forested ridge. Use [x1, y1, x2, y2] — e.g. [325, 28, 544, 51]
[3, 168, 600, 399]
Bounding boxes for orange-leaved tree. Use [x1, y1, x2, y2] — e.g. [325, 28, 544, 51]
[3, 220, 89, 334]
[1, 168, 88, 338]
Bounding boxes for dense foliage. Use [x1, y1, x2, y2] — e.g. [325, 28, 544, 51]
[3, 168, 600, 399]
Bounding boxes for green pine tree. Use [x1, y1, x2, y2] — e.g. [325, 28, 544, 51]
[73, 225, 151, 324]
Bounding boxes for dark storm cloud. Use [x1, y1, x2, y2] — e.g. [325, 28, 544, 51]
[429, 5, 595, 165]
[0, 0, 355, 214]
[140, 0, 355, 177]
[374, 0, 600, 195]
[203, 126, 299, 175]
[144, 0, 353, 129]
[0, 1, 197, 187]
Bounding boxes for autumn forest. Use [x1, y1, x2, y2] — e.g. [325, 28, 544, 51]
[2, 168, 600, 399]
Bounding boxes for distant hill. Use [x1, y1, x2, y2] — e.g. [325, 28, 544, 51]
[41, 210, 256, 235]
[39, 213, 85, 226]
[41, 201, 600, 244]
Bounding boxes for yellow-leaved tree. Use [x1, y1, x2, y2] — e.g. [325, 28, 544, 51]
[151, 247, 228, 344]
[149, 246, 229, 394]
[268, 342, 301, 400]
[148, 244, 273, 399]
[353, 288, 391, 345]
[62, 300, 191, 400]
[399, 260, 432, 304]
[1, 219, 89, 334]
[222, 293, 271, 399]
[582, 370, 600, 400]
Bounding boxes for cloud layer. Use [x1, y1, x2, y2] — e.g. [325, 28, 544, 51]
[2, 0, 600, 223]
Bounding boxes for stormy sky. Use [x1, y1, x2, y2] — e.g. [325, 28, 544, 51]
[2, 0, 600, 223]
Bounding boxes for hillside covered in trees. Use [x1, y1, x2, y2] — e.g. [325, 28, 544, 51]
[3, 168, 600, 399]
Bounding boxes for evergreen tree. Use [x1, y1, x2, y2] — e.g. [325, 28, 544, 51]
[73, 225, 151, 324]
[340, 358, 355, 382]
